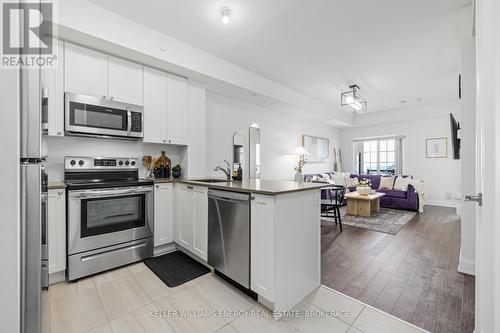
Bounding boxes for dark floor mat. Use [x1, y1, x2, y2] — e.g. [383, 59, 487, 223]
[144, 251, 210, 288]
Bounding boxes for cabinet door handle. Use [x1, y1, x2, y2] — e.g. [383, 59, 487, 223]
[187, 186, 193, 190]
[110, 96, 114, 100]
[57, 131, 62, 136]
[102, 95, 106, 99]
[58, 190, 64, 195]
[156, 185, 159, 188]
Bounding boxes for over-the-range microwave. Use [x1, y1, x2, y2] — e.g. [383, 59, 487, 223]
[64, 92, 143, 140]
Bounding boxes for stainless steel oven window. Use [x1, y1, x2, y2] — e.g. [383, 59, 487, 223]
[81, 194, 146, 238]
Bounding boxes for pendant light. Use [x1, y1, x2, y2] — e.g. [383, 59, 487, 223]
[341, 85, 367, 114]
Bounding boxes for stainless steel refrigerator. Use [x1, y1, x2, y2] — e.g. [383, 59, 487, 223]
[20, 63, 49, 333]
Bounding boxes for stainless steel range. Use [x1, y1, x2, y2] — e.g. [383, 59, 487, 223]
[65, 156, 154, 281]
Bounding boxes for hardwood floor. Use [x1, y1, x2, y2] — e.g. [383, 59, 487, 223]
[321, 205, 475, 333]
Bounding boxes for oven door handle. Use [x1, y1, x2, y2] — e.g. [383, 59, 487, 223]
[70, 187, 152, 199]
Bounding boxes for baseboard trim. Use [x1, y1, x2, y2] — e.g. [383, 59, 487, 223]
[153, 242, 177, 256]
[49, 270, 66, 285]
[425, 200, 459, 209]
[458, 253, 476, 276]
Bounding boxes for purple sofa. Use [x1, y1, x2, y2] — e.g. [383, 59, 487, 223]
[348, 174, 419, 212]
[304, 173, 419, 212]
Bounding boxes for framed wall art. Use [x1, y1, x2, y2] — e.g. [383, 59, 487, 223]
[426, 137, 448, 158]
[302, 135, 329, 163]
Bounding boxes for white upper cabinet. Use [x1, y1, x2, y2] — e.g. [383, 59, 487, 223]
[64, 42, 107, 98]
[166, 73, 188, 145]
[41, 39, 64, 137]
[154, 183, 173, 247]
[143, 67, 167, 144]
[62, 43, 194, 146]
[64, 42, 143, 105]
[107, 56, 143, 105]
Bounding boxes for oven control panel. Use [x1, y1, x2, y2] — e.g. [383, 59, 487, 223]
[65, 157, 139, 170]
[94, 159, 117, 167]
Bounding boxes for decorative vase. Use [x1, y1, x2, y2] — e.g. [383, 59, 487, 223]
[294, 171, 304, 183]
[172, 171, 182, 179]
[356, 185, 371, 196]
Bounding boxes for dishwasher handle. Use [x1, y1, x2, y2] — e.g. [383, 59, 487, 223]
[208, 189, 250, 202]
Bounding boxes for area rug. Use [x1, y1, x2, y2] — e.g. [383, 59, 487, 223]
[322, 206, 417, 235]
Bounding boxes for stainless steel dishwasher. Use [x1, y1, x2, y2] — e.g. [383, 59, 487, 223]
[208, 189, 251, 289]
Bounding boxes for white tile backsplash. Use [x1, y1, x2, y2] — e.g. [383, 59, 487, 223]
[46, 136, 184, 181]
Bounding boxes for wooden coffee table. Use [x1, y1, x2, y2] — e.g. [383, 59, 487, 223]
[344, 192, 386, 217]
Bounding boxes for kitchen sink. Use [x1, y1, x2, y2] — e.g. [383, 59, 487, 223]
[192, 178, 230, 183]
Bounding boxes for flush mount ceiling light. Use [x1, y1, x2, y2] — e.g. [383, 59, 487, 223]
[220, 7, 231, 25]
[341, 85, 367, 114]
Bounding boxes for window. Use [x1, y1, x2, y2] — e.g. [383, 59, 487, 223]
[354, 138, 402, 175]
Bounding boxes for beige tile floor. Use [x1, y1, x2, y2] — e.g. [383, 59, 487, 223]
[46, 262, 429, 333]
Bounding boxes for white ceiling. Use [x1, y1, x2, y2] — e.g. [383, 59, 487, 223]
[87, 0, 470, 113]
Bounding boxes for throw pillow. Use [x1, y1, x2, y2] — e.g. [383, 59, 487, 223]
[345, 177, 359, 187]
[379, 176, 395, 189]
[393, 175, 409, 191]
[331, 174, 345, 186]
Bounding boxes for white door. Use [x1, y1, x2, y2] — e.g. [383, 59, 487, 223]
[64, 42, 108, 98]
[48, 189, 66, 274]
[458, 5, 476, 276]
[166, 73, 188, 144]
[178, 185, 194, 249]
[154, 183, 173, 247]
[143, 67, 167, 143]
[192, 186, 208, 260]
[107, 56, 143, 105]
[474, 1, 500, 332]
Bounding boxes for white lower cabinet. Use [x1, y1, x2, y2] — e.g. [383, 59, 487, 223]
[48, 189, 66, 274]
[154, 183, 173, 247]
[192, 186, 208, 260]
[175, 184, 208, 261]
[251, 194, 275, 301]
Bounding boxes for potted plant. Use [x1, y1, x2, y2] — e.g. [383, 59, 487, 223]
[293, 146, 310, 183]
[356, 178, 371, 196]
[172, 164, 182, 179]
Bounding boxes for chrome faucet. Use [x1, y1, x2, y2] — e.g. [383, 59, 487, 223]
[214, 160, 232, 180]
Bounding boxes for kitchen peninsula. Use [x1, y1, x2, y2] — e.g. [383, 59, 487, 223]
[173, 178, 326, 314]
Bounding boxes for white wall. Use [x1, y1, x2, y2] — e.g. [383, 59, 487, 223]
[340, 100, 461, 207]
[206, 93, 341, 180]
[46, 137, 185, 180]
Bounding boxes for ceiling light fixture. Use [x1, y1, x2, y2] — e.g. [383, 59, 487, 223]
[341, 85, 367, 114]
[221, 7, 231, 25]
